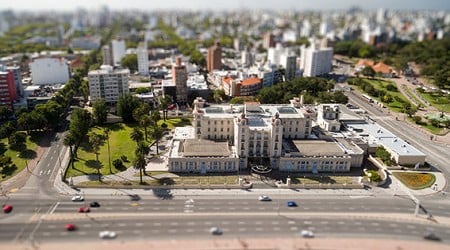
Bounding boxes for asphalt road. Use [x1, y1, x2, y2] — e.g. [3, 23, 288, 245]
[2, 195, 450, 243]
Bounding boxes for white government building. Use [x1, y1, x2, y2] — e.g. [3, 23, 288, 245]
[167, 98, 366, 174]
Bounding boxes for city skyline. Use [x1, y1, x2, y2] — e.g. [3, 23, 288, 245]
[1, 0, 449, 12]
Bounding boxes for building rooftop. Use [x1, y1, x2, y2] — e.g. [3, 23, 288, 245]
[346, 123, 425, 156]
[182, 139, 231, 157]
[292, 140, 346, 157]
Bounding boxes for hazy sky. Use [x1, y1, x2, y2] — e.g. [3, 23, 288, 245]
[0, 0, 449, 12]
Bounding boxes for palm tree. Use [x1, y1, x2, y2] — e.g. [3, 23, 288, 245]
[139, 115, 151, 141]
[133, 153, 147, 184]
[130, 127, 144, 144]
[135, 141, 150, 182]
[104, 128, 111, 173]
[151, 125, 164, 155]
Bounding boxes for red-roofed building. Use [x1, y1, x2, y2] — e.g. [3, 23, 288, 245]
[372, 62, 396, 78]
[222, 76, 261, 97]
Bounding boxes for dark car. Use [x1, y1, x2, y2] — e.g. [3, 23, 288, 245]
[3, 204, 13, 213]
[424, 232, 441, 241]
[287, 201, 297, 207]
[90, 201, 100, 207]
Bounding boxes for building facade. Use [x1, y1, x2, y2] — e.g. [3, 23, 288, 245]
[88, 65, 129, 104]
[167, 101, 362, 174]
[207, 42, 222, 72]
[172, 57, 188, 104]
[29, 58, 70, 85]
[111, 39, 126, 66]
[300, 44, 333, 77]
[0, 71, 17, 107]
[102, 45, 113, 66]
[137, 43, 149, 75]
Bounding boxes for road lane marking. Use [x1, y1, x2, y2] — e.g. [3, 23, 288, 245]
[136, 223, 144, 227]
[118, 223, 126, 227]
[49, 202, 60, 214]
[273, 227, 280, 231]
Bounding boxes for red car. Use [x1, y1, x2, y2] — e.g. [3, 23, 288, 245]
[78, 207, 90, 213]
[3, 204, 12, 213]
[65, 224, 76, 231]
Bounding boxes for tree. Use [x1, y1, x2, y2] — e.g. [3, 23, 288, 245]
[132, 103, 151, 123]
[133, 153, 147, 184]
[139, 115, 152, 141]
[130, 127, 144, 144]
[0, 121, 17, 144]
[382, 94, 393, 103]
[0, 106, 13, 122]
[412, 115, 422, 124]
[69, 108, 92, 157]
[92, 99, 108, 125]
[361, 66, 376, 78]
[88, 133, 103, 181]
[117, 94, 140, 123]
[104, 128, 112, 173]
[9, 131, 27, 150]
[375, 146, 392, 165]
[151, 125, 164, 154]
[150, 110, 161, 127]
[63, 132, 76, 168]
[134, 141, 150, 183]
[121, 54, 138, 72]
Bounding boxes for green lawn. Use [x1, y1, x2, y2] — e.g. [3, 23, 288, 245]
[392, 172, 435, 190]
[0, 132, 42, 181]
[362, 78, 412, 112]
[418, 92, 450, 112]
[66, 123, 136, 178]
[66, 118, 190, 178]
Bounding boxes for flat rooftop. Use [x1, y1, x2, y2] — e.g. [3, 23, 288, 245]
[182, 139, 231, 157]
[292, 140, 345, 157]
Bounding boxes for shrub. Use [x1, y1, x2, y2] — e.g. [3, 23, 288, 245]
[367, 170, 381, 182]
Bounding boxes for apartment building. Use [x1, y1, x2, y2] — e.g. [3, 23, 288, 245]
[207, 41, 222, 72]
[300, 43, 333, 77]
[88, 65, 129, 104]
[172, 57, 188, 104]
[0, 71, 17, 107]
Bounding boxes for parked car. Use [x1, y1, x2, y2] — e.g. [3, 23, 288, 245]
[89, 201, 100, 207]
[99, 230, 117, 239]
[65, 224, 76, 231]
[3, 204, 12, 213]
[258, 195, 271, 201]
[71, 195, 84, 202]
[287, 201, 297, 207]
[210, 227, 222, 235]
[78, 207, 90, 213]
[301, 230, 314, 238]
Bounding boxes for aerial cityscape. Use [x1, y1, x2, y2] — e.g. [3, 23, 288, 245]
[0, 1, 449, 249]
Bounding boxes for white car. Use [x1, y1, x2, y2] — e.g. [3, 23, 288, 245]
[258, 195, 271, 201]
[209, 227, 222, 235]
[71, 195, 84, 202]
[301, 230, 314, 238]
[99, 230, 117, 239]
